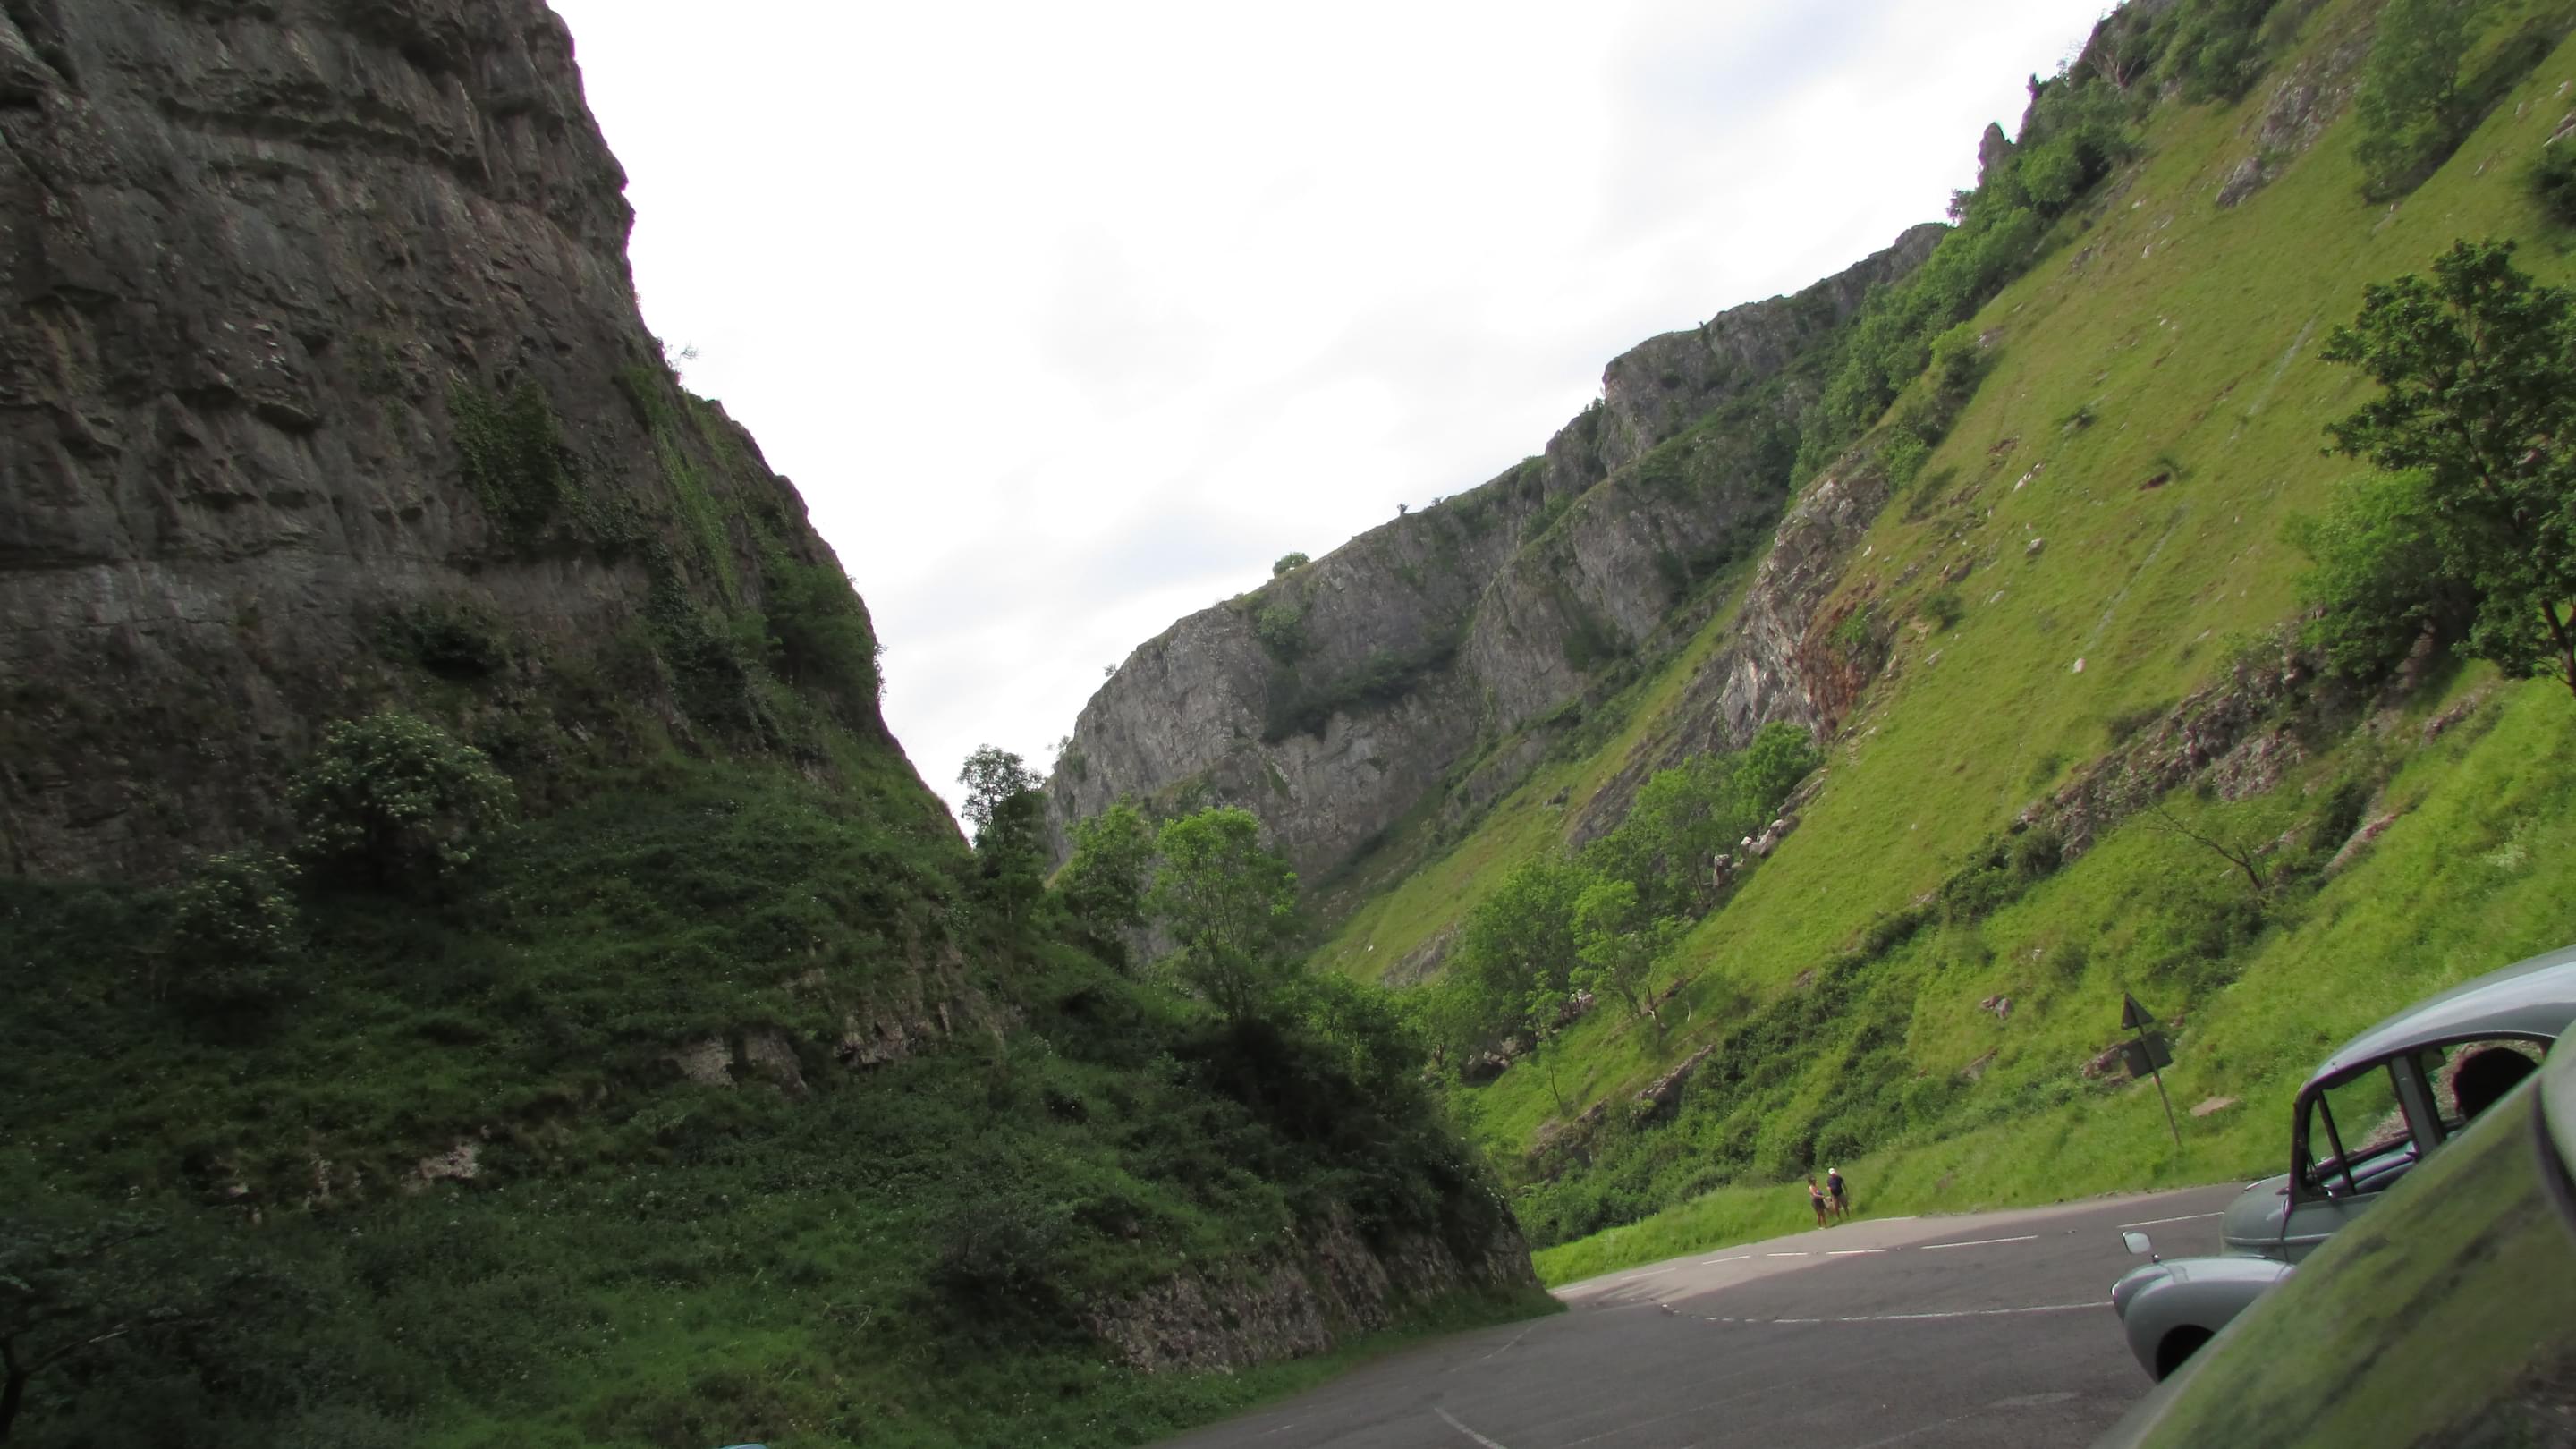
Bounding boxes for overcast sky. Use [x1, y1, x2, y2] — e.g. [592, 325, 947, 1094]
[547, 0, 2105, 819]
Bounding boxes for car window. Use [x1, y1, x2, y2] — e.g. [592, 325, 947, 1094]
[2301, 1063, 2413, 1195]
[2423, 1038, 2546, 1133]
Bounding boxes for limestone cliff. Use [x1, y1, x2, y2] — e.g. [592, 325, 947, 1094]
[0, 0, 894, 880]
[1045, 226, 1940, 880]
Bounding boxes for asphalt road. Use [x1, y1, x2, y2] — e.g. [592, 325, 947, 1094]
[1155, 1182, 2250, 1449]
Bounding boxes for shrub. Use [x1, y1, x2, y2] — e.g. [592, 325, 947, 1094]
[761, 553, 883, 720]
[289, 713, 518, 889]
[2351, 0, 2477, 199]
[1271, 551, 1311, 577]
[1252, 599, 1307, 663]
[1920, 589, 1964, 631]
[374, 600, 512, 681]
[167, 850, 301, 1009]
[2529, 144, 2576, 226]
[448, 382, 578, 539]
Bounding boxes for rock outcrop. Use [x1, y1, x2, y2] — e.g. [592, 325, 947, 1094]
[0, 0, 885, 880]
[1046, 226, 1942, 878]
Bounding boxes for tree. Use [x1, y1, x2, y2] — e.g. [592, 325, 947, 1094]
[956, 746, 1039, 839]
[0, 1210, 288, 1444]
[165, 850, 301, 1012]
[1569, 877, 1682, 1031]
[2351, 0, 2479, 199]
[1144, 807, 1300, 1021]
[1448, 854, 1590, 1055]
[2315, 240, 2576, 699]
[1271, 551, 1310, 577]
[957, 746, 1044, 918]
[1053, 801, 1155, 965]
[289, 712, 516, 889]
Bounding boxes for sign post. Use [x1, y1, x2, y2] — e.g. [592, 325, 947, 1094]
[2122, 991, 2183, 1150]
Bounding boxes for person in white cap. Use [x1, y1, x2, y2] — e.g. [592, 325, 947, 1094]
[1826, 1166, 1849, 1221]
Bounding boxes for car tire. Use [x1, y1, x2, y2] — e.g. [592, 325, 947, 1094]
[2155, 1326, 2214, 1380]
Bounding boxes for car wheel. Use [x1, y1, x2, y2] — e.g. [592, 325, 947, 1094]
[2155, 1326, 2214, 1380]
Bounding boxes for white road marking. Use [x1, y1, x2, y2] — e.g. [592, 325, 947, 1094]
[1623, 1267, 1674, 1280]
[1826, 1248, 1888, 1256]
[1917, 1233, 2039, 1250]
[2118, 1210, 2224, 1229]
[1766, 1251, 1811, 1258]
[1475, 1324, 1538, 1362]
[1697, 1301, 2101, 1327]
[1435, 1406, 1513, 1449]
[1700, 1253, 1753, 1265]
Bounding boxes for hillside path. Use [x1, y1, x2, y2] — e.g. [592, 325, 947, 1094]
[1155, 1182, 2248, 1449]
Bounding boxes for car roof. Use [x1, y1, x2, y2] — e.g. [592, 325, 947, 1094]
[2308, 942, 2576, 1089]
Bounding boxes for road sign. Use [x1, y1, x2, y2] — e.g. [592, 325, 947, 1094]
[2121, 992, 2157, 1032]
[2122, 1032, 2174, 1078]
[2121, 992, 2182, 1149]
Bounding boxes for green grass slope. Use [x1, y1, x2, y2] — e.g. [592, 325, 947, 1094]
[1318, 0, 2576, 1277]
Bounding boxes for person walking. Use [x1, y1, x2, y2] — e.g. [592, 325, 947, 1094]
[1826, 1167, 1849, 1221]
[1807, 1176, 1830, 1227]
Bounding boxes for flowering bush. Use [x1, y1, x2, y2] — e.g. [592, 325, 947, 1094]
[167, 849, 301, 1008]
[289, 712, 517, 888]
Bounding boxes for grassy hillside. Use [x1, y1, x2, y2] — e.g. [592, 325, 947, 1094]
[1314, 0, 2576, 1278]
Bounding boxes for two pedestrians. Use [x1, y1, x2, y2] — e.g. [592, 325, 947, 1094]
[1805, 1169, 1852, 1226]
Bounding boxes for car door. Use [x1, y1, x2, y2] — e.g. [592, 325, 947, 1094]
[2280, 1056, 2438, 1259]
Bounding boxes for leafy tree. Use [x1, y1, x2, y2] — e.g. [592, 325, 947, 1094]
[1271, 551, 1311, 577]
[165, 850, 301, 1012]
[289, 712, 516, 889]
[1569, 877, 1681, 1030]
[761, 553, 883, 717]
[2315, 240, 2576, 699]
[2287, 470, 2475, 683]
[956, 746, 1040, 839]
[958, 746, 1045, 919]
[2352, 0, 2479, 199]
[1447, 854, 1591, 1052]
[0, 1209, 292, 1444]
[1052, 801, 1155, 965]
[2529, 142, 2576, 226]
[1144, 807, 1300, 1021]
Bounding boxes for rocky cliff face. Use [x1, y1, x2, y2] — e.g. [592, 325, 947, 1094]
[0, 0, 885, 880]
[1046, 226, 1940, 880]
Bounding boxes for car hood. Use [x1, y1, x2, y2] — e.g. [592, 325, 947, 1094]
[2111, 1253, 2293, 1318]
[2218, 1173, 2290, 1257]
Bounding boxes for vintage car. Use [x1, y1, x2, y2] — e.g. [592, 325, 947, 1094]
[2108, 941, 2576, 1378]
[2094, 1026, 2576, 1446]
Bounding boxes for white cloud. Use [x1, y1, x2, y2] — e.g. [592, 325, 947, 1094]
[548, 0, 2103, 819]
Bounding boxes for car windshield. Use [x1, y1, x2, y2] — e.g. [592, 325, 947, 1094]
[2302, 1063, 2414, 1194]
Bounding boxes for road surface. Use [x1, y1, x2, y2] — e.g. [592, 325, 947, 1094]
[1156, 1182, 2250, 1449]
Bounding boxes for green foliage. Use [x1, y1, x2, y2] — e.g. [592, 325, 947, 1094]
[760, 552, 883, 722]
[2354, 0, 2481, 199]
[1570, 878, 1682, 1028]
[288, 713, 517, 890]
[1271, 552, 1311, 576]
[1920, 588, 1965, 631]
[448, 381, 578, 541]
[1146, 808, 1301, 1021]
[0, 1205, 308, 1445]
[2289, 471, 2476, 683]
[165, 850, 301, 1012]
[1253, 598, 1308, 664]
[2316, 240, 2576, 696]
[372, 599, 513, 681]
[2154, 0, 2287, 101]
[3, 737, 1541, 1446]
[956, 746, 1041, 839]
[2528, 140, 2576, 224]
[1053, 802, 1155, 966]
